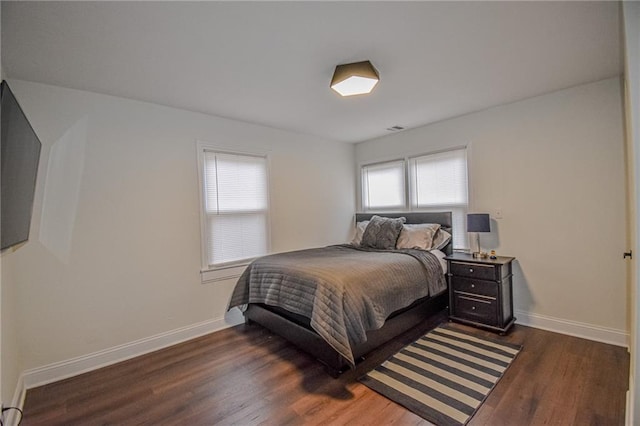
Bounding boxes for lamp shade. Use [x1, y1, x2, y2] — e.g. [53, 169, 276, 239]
[330, 60, 379, 96]
[467, 213, 490, 233]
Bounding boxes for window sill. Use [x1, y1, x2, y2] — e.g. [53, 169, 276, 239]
[201, 263, 249, 284]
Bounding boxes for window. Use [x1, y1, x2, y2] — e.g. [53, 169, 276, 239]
[409, 148, 468, 249]
[199, 149, 269, 268]
[361, 160, 405, 210]
[360, 147, 469, 249]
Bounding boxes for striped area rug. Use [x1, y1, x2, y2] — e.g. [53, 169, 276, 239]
[359, 325, 521, 426]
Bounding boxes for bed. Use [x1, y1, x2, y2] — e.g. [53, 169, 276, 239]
[228, 212, 453, 377]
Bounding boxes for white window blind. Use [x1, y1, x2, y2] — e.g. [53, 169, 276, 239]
[361, 160, 406, 210]
[409, 148, 468, 249]
[202, 151, 269, 267]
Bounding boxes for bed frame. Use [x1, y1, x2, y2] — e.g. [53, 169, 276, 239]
[244, 212, 453, 377]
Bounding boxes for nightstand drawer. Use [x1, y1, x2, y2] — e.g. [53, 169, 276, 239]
[453, 293, 498, 326]
[450, 261, 496, 280]
[451, 277, 498, 298]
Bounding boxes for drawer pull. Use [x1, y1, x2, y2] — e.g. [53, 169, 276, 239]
[471, 306, 476, 310]
[455, 291, 496, 301]
[469, 268, 474, 273]
[459, 295, 492, 304]
[471, 284, 475, 288]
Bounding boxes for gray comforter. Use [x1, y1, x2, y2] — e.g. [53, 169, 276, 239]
[228, 245, 446, 366]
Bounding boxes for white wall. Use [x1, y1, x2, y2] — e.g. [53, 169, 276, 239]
[0, 80, 355, 380]
[622, 1, 640, 423]
[0, 4, 21, 412]
[0, 0, 4, 407]
[356, 77, 627, 336]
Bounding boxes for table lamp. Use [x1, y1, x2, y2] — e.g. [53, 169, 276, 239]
[467, 213, 490, 258]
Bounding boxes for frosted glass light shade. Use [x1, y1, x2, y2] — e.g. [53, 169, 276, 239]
[330, 60, 379, 96]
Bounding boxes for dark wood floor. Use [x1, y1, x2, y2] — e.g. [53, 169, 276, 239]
[21, 311, 629, 425]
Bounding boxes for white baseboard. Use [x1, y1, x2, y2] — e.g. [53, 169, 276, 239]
[22, 309, 245, 390]
[515, 309, 628, 347]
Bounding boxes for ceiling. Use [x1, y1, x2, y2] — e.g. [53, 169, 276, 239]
[1, 1, 622, 143]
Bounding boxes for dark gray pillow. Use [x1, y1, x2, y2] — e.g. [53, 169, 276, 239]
[360, 215, 406, 249]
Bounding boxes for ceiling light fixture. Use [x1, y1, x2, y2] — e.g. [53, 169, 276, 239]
[330, 60, 379, 97]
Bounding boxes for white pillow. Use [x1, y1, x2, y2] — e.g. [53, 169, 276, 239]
[350, 220, 370, 246]
[431, 228, 452, 250]
[396, 223, 441, 250]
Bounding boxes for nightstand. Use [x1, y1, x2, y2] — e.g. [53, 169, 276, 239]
[445, 252, 516, 334]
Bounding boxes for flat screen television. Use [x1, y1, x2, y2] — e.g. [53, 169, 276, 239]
[1, 81, 42, 250]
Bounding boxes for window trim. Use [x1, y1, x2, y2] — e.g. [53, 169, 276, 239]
[407, 147, 469, 208]
[360, 158, 407, 212]
[196, 142, 272, 277]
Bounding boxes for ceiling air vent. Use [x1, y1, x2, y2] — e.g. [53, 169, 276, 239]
[386, 125, 405, 132]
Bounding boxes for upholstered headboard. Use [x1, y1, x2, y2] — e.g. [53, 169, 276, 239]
[354, 212, 453, 255]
